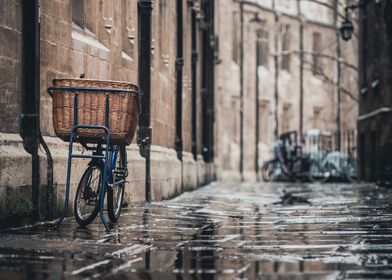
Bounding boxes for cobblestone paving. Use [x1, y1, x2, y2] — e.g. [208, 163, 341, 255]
[1, 182, 392, 279]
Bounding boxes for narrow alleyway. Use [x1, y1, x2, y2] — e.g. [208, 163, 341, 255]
[1, 182, 392, 279]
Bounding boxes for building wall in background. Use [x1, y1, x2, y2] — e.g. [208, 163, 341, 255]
[214, 0, 358, 180]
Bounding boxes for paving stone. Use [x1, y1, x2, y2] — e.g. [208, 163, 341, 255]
[0, 182, 391, 279]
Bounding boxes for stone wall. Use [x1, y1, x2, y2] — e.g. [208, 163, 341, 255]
[0, 0, 360, 219]
[214, 0, 358, 180]
[0, 0, 22, 134]
[0, 0, 209, 220]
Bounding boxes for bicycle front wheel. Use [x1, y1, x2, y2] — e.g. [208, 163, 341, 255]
[107, 145, 127, 222]
[261, 162, 273, 182]
[74, 163, 102, 227]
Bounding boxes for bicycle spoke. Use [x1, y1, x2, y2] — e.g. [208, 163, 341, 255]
[74, 164, 102, 226]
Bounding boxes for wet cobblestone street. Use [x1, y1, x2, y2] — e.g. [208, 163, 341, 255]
[1, 182, 392, 279]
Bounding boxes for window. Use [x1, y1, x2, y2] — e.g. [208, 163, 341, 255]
[256, 25, 269, 67]
[281, 24, 290, 71]
[85, 0, 98, 33]
[282, 103, 292, 133]
[260, 101, 270, 143]
[361, 7, 368, 89]
[313, 107, 322, 129]
[72, 0, 99, 35]
[159, 0, 170, 60]
[312, 32, 321, 75]
[232, 12, 240, 64]
[72, 0, 85, 28]
[231, 97, 239, 138]
[328, 0, 335, 21]
[121, 0, 136, 59]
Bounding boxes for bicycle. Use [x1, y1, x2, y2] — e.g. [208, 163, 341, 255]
[48, 78, 139, 231]
[74, 143, 127, 226]
[308, 150, 357, 183]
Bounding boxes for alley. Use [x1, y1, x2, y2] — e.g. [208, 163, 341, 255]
[1, 182, 392, 279]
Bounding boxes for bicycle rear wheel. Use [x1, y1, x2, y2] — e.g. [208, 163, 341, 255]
[308, 160, 330, 184]
[343, 161, 357, 183]
[74, 163, 102, 226]
[290, 159, 303, 183]
[107, 145, 127, 222]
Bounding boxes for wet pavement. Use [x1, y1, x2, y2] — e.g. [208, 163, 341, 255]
[1, 182, 392, 279]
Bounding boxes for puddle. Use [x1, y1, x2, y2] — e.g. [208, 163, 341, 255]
[1, 182, 392, 278]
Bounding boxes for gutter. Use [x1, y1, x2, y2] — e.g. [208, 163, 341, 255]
[190, 1, 198, 161]
[239, 1, 244, 180]
[255, 33, 260, 181]
[21, 0, 53, 221]
[137, 0, 153, 203]
[176, 0, 184, 191]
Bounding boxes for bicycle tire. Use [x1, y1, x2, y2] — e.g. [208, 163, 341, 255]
[74, 163, 102, 227]
[344, 161, 357, 183]
[262, 162, 273, 182]
[107, 145, 127, 222]
[308, 160, 330, 184]
[290, 159, 303, 183]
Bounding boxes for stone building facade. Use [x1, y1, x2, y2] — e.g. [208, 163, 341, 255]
[357, 0, 392, 183]
[0, 0, 214, 219]
[214, 0, 358, 180]
[0, 0, 358, 220]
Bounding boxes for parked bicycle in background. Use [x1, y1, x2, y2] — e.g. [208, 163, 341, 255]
[261, 129, 357, 183]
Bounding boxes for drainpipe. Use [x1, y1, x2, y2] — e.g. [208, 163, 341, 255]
[21, 0, 54, 221]
[273, 0, 279, 139]
[239, 1, 244, 181]
[208, 0, 215, 173]
[200, 0, 214, 182]
[255, 33, 260, 181]
[138, 0, 153, 203]
[334, 0, 341, 151]
[201, 0, 213, 163]
[201, 21, 208, 164]
[176, 0, 184, 191]
[20, 0, 40, 221]
[190, 1, 198, 161]
[298, 0, 304, 142]
[39, 135, 54, 220]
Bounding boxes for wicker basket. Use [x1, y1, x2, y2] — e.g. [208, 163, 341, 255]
[50, 78, 139, 145]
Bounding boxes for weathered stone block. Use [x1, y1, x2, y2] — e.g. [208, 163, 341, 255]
[0, 26, 18, 60]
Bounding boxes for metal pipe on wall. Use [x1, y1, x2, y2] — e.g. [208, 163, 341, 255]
[21, 0, 54, 221]
[190, 1, 198, 161]
[176, 0, 184, 161]
[273, 0, 279, 140]
[176, 0, 184, 191]
[209, 0, 215, 168]
[334, 0, 341, 151]
[255, 33, 260, 181]
[201, 0, 214, 165]
[298, 0, 304, 141]
[239, 1, 244, 180]
[21, 0, 41, 221]
[138, 0, 153, 203]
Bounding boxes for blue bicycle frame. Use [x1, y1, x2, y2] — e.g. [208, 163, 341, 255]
[48, 86, 124, 231]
